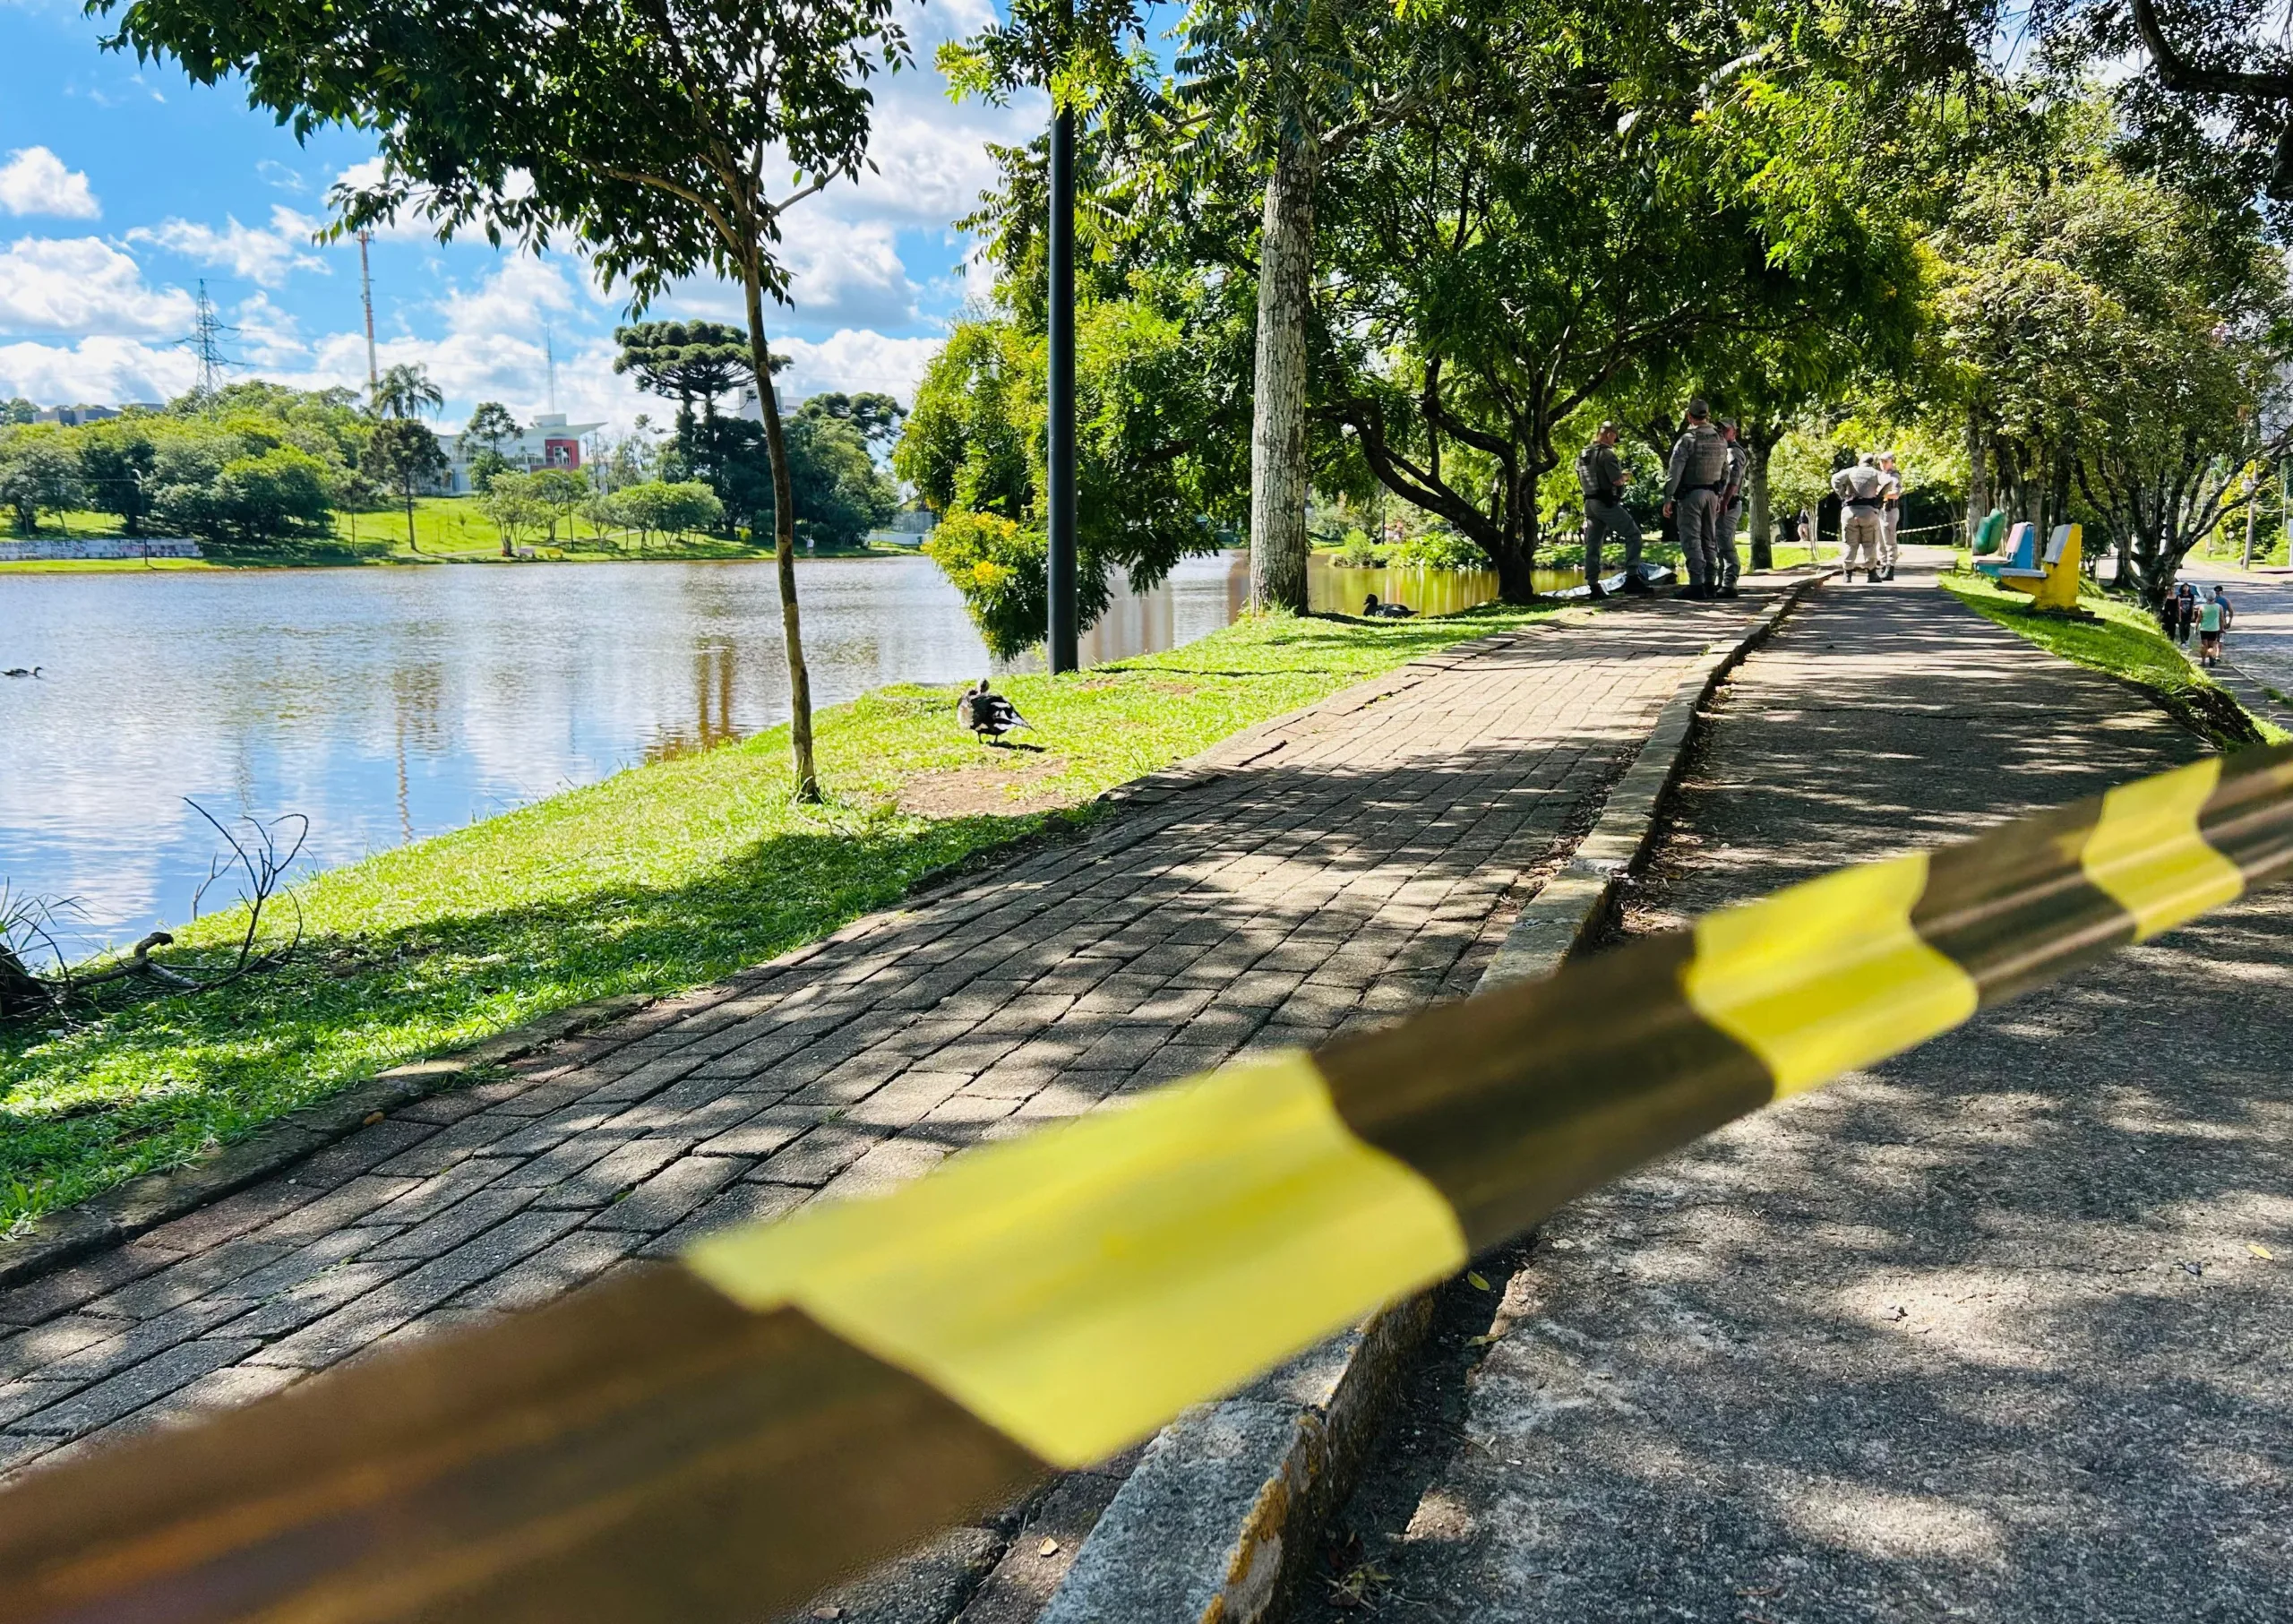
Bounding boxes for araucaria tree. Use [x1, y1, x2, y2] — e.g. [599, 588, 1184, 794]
[101, 0, 907, 802]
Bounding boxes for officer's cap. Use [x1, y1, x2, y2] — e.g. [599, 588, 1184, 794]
[1598, 420, 1619, 435]
[1686, 397, 1711, 419]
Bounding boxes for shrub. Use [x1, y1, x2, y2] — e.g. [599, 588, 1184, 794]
[924, 510, 1063, 659]
[1392, 528, 1487, 571]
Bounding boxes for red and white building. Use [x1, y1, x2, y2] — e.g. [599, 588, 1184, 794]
[438, 412, 602, 494]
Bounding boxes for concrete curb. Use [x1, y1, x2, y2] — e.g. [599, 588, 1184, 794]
[1038, 574, 1831, 1624]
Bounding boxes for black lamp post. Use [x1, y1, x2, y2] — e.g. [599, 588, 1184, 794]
[1045, 24, 1079, 674]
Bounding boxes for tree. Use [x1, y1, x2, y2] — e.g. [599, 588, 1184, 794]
[897, 270, 1249, 654]
[614, 321, 752, 414]
[153, 445, 336, 549]
[374, 363, 444, 422]
[465, 400, 521, 455]
[529, 468, 588, 544]
[468, 446, 511, 493]
[482, 472, 553, 554]
[0, 427, 80, 534]
[1, 398, 38, 425]
[364, 418, 448, 551]
[1310, 0, 1927, 599]
[75, 418, 159, 537]
[797, 391, 906, 449]
[279, 0, 910, 799]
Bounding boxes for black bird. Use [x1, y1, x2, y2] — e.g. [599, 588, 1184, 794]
[956, 678, 1031, 743]
[1361, 593, 1414, 620]
[1, 666, 39, 678]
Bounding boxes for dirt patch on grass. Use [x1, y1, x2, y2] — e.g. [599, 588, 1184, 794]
[897, 753, 1078, 817]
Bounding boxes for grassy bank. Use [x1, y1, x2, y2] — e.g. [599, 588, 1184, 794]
[1937, 570, 2285, 746]
[1, 605, 1559, 1227]
[1, 498, 914, 571]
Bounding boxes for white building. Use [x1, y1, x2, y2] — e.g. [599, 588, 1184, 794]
[437, 412, 603, 494]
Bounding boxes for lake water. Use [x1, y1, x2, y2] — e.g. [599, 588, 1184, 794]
[0, 551, 1250, 962]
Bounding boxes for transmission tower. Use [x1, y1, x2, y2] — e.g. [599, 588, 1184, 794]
[180, 279, 240, 399]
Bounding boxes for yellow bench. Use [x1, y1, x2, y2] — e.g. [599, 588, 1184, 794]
[1976, 521, 2082, 612]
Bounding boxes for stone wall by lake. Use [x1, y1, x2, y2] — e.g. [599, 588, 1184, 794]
[0, 537, 202, 562]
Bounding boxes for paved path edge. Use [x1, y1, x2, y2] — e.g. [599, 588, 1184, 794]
[1035, 573, 1831, 1624]
[0, 617, 1567, 1292]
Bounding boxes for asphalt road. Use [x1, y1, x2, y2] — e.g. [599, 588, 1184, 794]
[1301, 563, 2293, 1624]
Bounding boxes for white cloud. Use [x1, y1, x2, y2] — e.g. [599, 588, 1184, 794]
[0, 148, 99, 219]
[127, 206, 330, 288]
[0, 236, 193, 337]
[0, 336, 194, 405]
[776, 329, 943, 401]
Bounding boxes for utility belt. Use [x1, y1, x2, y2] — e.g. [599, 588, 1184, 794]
[1583, 491, 1621, 507]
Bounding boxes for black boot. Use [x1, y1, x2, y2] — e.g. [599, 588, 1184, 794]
[1720, 583, 1741, 598]
[1586, 582, 1609, 600]
[1621, 572, 1653, 596]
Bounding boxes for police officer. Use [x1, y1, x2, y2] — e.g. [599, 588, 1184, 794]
[1576, 420, 1646, 597]
[1663, 400, 1731, 599]
[1832, 453, 1888, 580]
[1876, 451, 1903, 581]
[1715, 419, 1749, 597]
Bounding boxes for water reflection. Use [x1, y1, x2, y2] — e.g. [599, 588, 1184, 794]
[0, 551, 1249, 959]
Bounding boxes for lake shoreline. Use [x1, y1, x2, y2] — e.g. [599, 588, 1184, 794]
[0, 604, 1563, 1228]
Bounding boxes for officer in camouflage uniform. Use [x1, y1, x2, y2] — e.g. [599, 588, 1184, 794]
[1876, 451, 1903, 581]
[1832, 453, 1889, 580]
[1576, 420, 1646, 597]
[1663, 400, 1731, 599]
[1714, 419, 1749, 597]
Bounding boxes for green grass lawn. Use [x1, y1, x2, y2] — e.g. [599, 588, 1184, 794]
[1, 604, 1561, 1228]
[1, 498, 899, 571]
[1937, 568, 2286, 746]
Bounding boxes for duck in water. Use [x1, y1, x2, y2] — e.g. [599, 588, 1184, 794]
[1, 666, 40, 678]
[1361, 593, 1414, 620]
[956, 678, 1031, 744]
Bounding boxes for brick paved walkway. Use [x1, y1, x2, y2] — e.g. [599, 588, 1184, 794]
[0, 596, 1763, 1480]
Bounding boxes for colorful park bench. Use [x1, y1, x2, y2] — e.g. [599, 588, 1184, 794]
[1975, 520, 2083, 613]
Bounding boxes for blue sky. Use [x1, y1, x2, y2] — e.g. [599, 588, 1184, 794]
[0, 0, 1044, 430]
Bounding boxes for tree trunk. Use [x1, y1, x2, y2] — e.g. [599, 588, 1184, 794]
[1748, 434, 1773, 571]
[1248, 130, 1318, 614]
[404, 488, 419, 554]
[2243, 471, 2260, 569]
[1964, 412, 1988, 545]
[743, 266, 821, 802]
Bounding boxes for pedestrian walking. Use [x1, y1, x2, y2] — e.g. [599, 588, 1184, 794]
[1876, 451, 1904, 581]
[2173, 581, 2199, 647]
[1663, 400, 1732, 600]
[2197, 591, 2225, 666]
[1799, 503, 1817, 563]
[1714, 420, 1748, 597]
[1576, 420, 1647, 597]
[1831, 454, 1889, 581]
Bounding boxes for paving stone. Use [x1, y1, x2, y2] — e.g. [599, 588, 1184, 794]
[249, 1174, 424, 1243]
[586, 1156, 745, 1233]
[0, 1241, 185, 1328]
[373, 1113, 534, 1177]
[219, 1260, 422, 1341]
[750, 1122, 887, 1188]
[822, 1137, 952, 1203]
[248, 1210, 587, 1369]
[0, 1379, 80, 1427]
[360, 1187, 539, 1261]
[525, 1137, 690, 1211]
[30, 1296, 253, 1387]
[13, 1338, 262, 1437]
[1, 1314, 126, 1381]
[367, 1156, 520, 1224]
[694, 1099, 825, 1158]
[846, 1070, 969, 1130]
[77, 1236, 296, 1322]
[456, 1229, 648, 1313]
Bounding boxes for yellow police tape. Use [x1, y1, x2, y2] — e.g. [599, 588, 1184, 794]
[4, 744, 2291, 1624]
